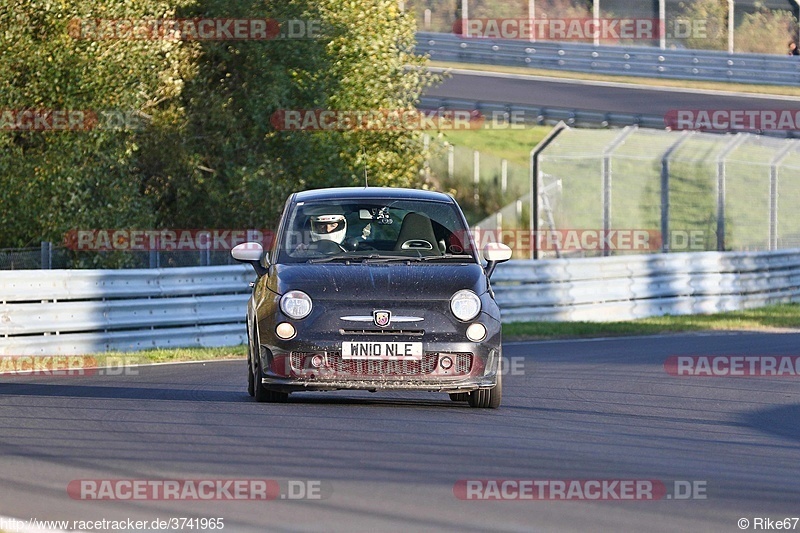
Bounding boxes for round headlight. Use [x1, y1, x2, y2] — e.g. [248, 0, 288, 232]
[450, 289, 481, 321]
[280, 290, 312, 319]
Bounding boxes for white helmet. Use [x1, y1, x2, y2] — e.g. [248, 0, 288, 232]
[310, 214, 347, 244]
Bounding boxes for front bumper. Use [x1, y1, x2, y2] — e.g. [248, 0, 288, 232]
[257, 340, 501, 394]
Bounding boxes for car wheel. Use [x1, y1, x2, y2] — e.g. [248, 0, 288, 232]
[253, 353, 289, 403]
[246, 325, 255, 397]
[247, 356, 255, 397]
[449, 393, 468, 402]
[468, 365, 502, 409]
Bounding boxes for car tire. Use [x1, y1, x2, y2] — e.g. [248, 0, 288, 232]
[468, 365, 502, 409]
[247, 356, 255, 397]
[449, 393, 468, 402]
[247, 326, 255, 397]
[253, 354, 289, 403]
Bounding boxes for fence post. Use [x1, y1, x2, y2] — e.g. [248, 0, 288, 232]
[660, 132, 692, 253]
[447, 143, 454, 181]
[423, 133, 431, 181]
[602, 126, 636, 256]
[716, 133, 747, 251]
[501, 159, 508, 193]
[530, 121, 569, 260]
[149, 250, 159, 269]
[770, 143, 794, 250]
[40, 241, 52, 270]
[473, 149, 480, 205]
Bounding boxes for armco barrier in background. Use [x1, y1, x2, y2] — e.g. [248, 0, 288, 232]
[417, 31, 800, 87]
[493, 249, 800, 322]
[0, 265, 252, 356]
[1, 249, 799, 356]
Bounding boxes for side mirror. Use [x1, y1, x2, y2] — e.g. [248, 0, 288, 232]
[482, 242, 512, 278]
[232, 242, 268, 277]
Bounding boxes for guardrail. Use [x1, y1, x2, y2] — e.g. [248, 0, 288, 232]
[418, 95, 667, 130]
[418, 31, 800, 86]
[2, 249, 799, 355]
[0, 265, 252, 356]
[493, 249, 800, 322]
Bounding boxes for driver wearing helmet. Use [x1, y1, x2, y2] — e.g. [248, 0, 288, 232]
[309, 214, 347, 244]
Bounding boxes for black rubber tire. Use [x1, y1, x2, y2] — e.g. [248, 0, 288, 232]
[449, 393, 469, 402]
[246, 325, 255, 397]
[253, 354, 289, 403]
[468, 365, 502, 409]
[247, 357, 255, 397]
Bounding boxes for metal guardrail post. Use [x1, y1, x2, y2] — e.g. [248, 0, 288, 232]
[602, 126, 636, 256]
[530, 121, 569, 260]
[660, 131, 693, 253]
[716, 134, 748, 251]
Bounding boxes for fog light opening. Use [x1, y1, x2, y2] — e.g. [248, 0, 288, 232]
[310, 354, 324, 368]
[275, 322, 296, 340]
[466, 323, 487, 342]
[440, 356, 453, 370]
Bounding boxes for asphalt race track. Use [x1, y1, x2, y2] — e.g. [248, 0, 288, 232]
[1, 332, 799, 532]
[425, 69, 800, 118]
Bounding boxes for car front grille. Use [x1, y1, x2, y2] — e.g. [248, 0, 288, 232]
[454, 353, 472, 374]
[289, 351, 473, 377]
[339, 329, 424, 336]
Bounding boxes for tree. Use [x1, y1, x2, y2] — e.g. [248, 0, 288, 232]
[735, 6, 797, 54]
[678, 0, 729, 51]
[0, 0, 196, 258]
[0, 0, 438, 262]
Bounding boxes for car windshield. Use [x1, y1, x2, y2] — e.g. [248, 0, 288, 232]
[277, 197, 477, 264]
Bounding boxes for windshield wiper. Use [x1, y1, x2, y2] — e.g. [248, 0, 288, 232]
[306, 255, 354, 264]
[307, 254, 416, 264]
[416, 254, 475, 261]
[308, 253, 474, 264]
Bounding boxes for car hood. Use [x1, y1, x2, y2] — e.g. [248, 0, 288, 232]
[268, 262, 487, 300]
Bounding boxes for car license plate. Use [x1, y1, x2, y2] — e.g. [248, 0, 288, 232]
[342, 341, 423, 360]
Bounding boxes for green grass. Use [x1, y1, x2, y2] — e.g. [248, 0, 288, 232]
[87, 346, 247, 366]
[503, 303, 800, 340]
[430, 60, 800, 97]
[75, 304, 800, 365]
[437, 126, 553, 168]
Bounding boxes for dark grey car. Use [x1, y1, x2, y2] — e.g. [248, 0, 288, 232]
[232, 187, 512, 408]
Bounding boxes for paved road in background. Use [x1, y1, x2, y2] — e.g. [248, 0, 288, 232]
[425, 68, 800, 118]
[1, 332, 799, 532]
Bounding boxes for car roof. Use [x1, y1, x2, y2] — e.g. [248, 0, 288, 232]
[292, 187, 455, 204]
